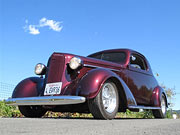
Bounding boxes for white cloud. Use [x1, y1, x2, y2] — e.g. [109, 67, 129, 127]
[24, 18, 63, 35]
[39, 17, 63, 32]
[28, 25, 40, 35]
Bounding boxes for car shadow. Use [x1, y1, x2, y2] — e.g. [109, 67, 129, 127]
[2, 116, 154, 120]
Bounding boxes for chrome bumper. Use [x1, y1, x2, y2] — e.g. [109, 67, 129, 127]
[5, 96, 86, 106]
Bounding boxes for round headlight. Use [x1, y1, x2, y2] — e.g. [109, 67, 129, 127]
[69, 57, 83, 70]
[34, 63, 46, 75]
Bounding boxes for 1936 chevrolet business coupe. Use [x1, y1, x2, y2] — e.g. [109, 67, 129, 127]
[6, 49, 168, 119]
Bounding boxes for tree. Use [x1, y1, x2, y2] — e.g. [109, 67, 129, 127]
[161, 84, 176, 108]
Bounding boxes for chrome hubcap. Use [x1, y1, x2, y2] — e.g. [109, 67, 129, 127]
[102, 83, 117, 113]
[161, 97, 166, 114]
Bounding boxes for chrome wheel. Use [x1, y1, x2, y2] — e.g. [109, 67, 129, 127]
[102, 83, 117, 113]
[88, 81, 119, 119]
[161, 96, 166, 115]
[152, 94, 167, 118]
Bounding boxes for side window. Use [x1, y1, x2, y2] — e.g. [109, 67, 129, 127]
[90, 54, 102, 59]
[101, 52, 126, 63]
[130, 54, 147, 70]
[88, 52, 126, 63]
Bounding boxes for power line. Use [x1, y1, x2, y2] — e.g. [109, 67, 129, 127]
[0, 82, 15, 100]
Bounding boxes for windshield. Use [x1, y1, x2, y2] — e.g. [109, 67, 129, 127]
[88, 52, 126, 63]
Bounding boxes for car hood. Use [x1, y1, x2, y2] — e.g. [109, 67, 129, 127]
[52, 52, 127, 71]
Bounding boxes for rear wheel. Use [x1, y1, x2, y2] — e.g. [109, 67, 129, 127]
[19, 106, 47, 118]
[152, 94, 167, 118]
[88, 81, 119, 120]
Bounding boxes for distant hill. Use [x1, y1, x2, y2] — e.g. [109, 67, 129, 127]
[172, 110, 180, 114]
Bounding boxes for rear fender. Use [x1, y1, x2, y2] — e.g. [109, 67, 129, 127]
[12, 77, 44, 98]
[77, 68, 137, 107]
[151, 86, 168, 107]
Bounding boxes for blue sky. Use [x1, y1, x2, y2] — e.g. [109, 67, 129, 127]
[0, 0, 180, 110]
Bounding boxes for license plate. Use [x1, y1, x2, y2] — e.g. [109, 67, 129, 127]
[44, 82, 62, 95]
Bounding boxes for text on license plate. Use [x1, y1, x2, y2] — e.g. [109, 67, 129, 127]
[44, 82, 62, 95]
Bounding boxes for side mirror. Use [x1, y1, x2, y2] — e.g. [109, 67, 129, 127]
[131, 55, 136, 61]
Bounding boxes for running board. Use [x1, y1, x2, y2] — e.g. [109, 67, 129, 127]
[128, 105, 161, 110]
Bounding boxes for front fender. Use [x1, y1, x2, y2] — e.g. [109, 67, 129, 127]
[12, 77, 44, 98]
[77, 68, 137, 106]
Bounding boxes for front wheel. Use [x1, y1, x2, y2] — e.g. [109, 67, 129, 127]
[88, 81, 119, 120]
[19, 106, 47, 118]
[152, 94, 167, 118]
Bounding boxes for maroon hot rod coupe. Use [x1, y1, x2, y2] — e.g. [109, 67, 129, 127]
[6, 49, 168, 119]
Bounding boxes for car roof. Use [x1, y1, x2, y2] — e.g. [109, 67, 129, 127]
[88, 48, 153, 75]
[88, 48, 143, 57]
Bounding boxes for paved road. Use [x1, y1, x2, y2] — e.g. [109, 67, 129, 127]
[0, 118, 180, 135]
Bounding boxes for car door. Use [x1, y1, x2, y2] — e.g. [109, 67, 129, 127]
[126, 53, 152, 105]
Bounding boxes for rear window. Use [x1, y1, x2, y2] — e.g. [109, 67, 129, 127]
[88, 52, 126, 63]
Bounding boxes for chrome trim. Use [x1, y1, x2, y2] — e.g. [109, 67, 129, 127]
[5, 96, 86, 106]
[84, 64, 120, 72]
[128, 105, 161, 110]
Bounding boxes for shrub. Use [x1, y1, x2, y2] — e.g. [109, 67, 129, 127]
[0, 100, 21, 117]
